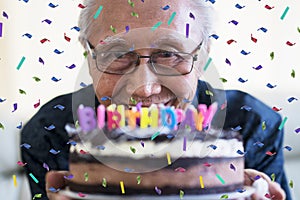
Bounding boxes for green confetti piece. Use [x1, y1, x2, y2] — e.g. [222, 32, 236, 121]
[280, 6, 289, 20]
[151, 21, 162, 31]
[128, 0, 134, 7]
[216, 174, 225, 184]
[0, 122, 4, 130]
[270, 52, 274, 60]
[32, 193, 42, 200]
[278, 116, 287, 130]
[289, 180, 293, 188]
[203, 57, 212, 71]
[130, 146, 136, 154]
[131, 12, 139, 18]
[32, 77, 41, 82]
[220, 194, 229, 199]
[168, 12, 176, 26]
[75, 120, 80, 129]
[220, 78, 227, 83]
[136, 175, 141, 184]
[262, 121, 266, 131]
[19, 89, 26, 95]
[271, 173, 275, 182]
[179, 190, 184, 199]
[110, 25, 116, 33]
[291, 69, 295, 78]
[102, 178, 107, 187]
[93, 5, 103, 19]
[83, 51, 88, 58]
[84, 172, 88, 182]
[130, 97, 137, 105]
[297, 27, 300, 33]
[205, 90, 214, 96]
[151, 131, 160, 140]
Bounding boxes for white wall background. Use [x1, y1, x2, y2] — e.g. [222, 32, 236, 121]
[0, 0, 299, 199]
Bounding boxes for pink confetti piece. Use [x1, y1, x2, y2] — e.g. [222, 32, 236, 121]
[17, 161, 27, 167]
[40, 38, 50, 44]
[265, 151, 276, 156]
[227, 39, 237, 45]
[78, 192, 86, 197]
[79, 149, 88, 154]
[34, 99, 40, 108]
[251, 34, 257, 43]
[174, 167, 186, 172]
[203, 162, 212, 167]
[272, 106, 282, 112]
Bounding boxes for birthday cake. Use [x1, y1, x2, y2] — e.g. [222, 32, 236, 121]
[67, 103, 245, 196]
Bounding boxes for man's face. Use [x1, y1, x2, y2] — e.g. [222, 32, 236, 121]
[86, 0, 207, 109]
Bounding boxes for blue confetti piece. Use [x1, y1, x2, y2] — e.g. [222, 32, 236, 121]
[54, 49, 64, 54]
[42, 19, 52, 24]
[19, 0, 29, 3]
[49, 148, 60, 155]
[183, 98, 192, 103]
[254, 175, 261, 180]
[266, 83, 277, 89]
[71, 26, 80, 32]
[287, 97, 298, 103]
[253, 141, 264, 148]
[166, 134, 175, 139]
[295, 128, 300, 133]
[284, 146, 292, 151]
[228, 20, 239, 25]
[161, 5, 170, 10]
[96, 145, 106, 150]
[53, 104, 65, 110]
[236, 149, 246, 155]
[0, 98, 6, 103]
[124, 168, 134, 172]
[208, 144, 217, 150]
[48, 187, 60, 193]
[38, 57, 44, 65]
[205, 0, 216, 4]
[64, 175, 74, 180]
[44, 124, 55, 131]
[20, 143, 31, 149]
[189, 12, 195, 20]
[67, 140, 77, 146]
[12, 103, 17, 112]
[80, 82, 88, 87]
[225, 58, 231, 66]
[231, 125, 242, 131]
[253, 65, 263, 70]
[2, 11, 9, 19]
[257, 27, 268, 32]
[66, 64, 76, 69]
[16, 122, 22, 129]
[100, 96, 111, 101]
[240, 50, 251, 55]
[230, 163, 236, 171]
[209, 34, 219, 40]
[51, 77, 61, 82]
[240, 105, 252, 111]
[48, 3, 58, 8]
[125, 25, 130, 33]
[235, 4, 245, 9]
[238, 77, 248, 83]
[236, 188, 246, 193]
[22, 33, 32, 38]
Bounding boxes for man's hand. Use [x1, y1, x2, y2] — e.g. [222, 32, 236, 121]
[45, 171, 72, 200]
[244, 169, 286, 200]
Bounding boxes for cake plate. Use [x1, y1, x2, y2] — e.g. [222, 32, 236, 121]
[59, 186, 255, 200]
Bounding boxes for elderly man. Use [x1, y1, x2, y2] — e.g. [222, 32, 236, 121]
[21, 0, 290, 199]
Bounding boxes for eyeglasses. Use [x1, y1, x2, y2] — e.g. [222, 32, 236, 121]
[86, 40, 203, 76]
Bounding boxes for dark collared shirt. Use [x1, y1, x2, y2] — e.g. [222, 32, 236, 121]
[21, 80, 291, 199]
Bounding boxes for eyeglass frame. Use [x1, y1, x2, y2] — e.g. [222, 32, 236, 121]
[85, 39, 203, 76]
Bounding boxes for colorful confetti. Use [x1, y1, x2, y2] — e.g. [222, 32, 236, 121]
[280, 6, 290, 20]
[84, 172, 88, 181]
[271, 173, 275, 182]
[225, 58, 231, 66]
[136, 175, 141, 184]
[253, 65, 263, 70]
[216, 174, 225, 184]
[270, 52, 274, 60]
[54, 49, 64, 54]
[220, 78, 227, 83]
[228, 20, 239, 25]
[19, 89, 26, 95]
[220, 194, 229, 199]
[167, 152, 171, 165]
[49, 148, 60, 155]
[151, 131, 160, 140]
[151, 21, 162, 31]
[241, 105, 252, 111]
[238, 77, 248, 83]
[183, 136, 187, 151]
[230, 163, 236, 171]
[240, 50, 251, 55]
[179, 190, 184, 199]
[227, 39, 237, 45]
[154, 186, 162, 195]
[161, 5, 170, 10]
[203, 57, 212, 71]
[48, 3, 59, 8]
[130, 146, 136, 154]
[17, 161, 27, 167]
[131, 12, 139, 17]
[265, 5, 275, 10]
[51, 77, 61, 82]
[43, 163, 50, 171]
[278, 116, 287, 130]
[266, 83, 277, 89]
[209, 34, 219, 40]
[257, 27, 268, 32]
[0, 22, 2, 37]
[189, 12, 195, 20]
[29, 173, 39, 183]
[2, 11, 9, 19]
[289, 180, 293, 188]
[291, 69, 295, 78]
[16, 56, 26, 70]
[20, 143, 31, 149]
[120, 181, 125, 194]
[266, 151, 276, 156]
[12, 175, 17, 187]
[199, 176, 204, 188]
[102, 178, 107, 187]
[284, 146, 293, 151]
[235, 4, 245, 9]
[32, 194, 42, 200]
[168, 12, 176, 26]
[110, 25, 116, 33]
[287, 97, 298, 103]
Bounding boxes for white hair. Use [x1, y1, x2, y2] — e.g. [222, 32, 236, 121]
[78, 0, 215, 51]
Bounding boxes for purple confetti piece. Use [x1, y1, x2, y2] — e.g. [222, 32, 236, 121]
[125, 25, 130, 33]
[42, 19, 52, 24]
[186, 23, 189, 38]
[257, 27, 268, 32]
[253, 65, 263, 70]
[49, 148, 60, 155]
[2, 11, 9, 19]
[48, 187, 60, 193]
[253, 141, 264, 147]
[295, 128, 300, 133]
[166, 134, 175, 139]
[54, 49, 64, 54]
[43, 163, 50, 171]
[51, 77, 61, 82]
[236, 149, 246, 155]
[254, 175, 261, 180]
[154, 186, 162, 195]
[236, 188, 246, 193]
[266, 83, 277, 89]
[240, 50, 251, 55]
[16, 122, 22, 129]
[209, 34, 219, 40]
[238, 77, 248, 83]
[183, 136, 187, 151]
[44, 124, 55, 131]
[189, 12, 195, 20]
[235, 4, 245, 9]
[287, 97, 298, 103]
[96, 145, 106, 150]
[136, 102, 142, 111]
[67, 140, 77, 146]
[284, 146, 293, 151]
[225, 58, 231, 66]
[20, 143, 31, 149]
[0, 98, 6, 102]
[241, 105, 252, 111]
[53, 104, 65, 110]
[183, 98, 192, 103]
[140, 141, 145, 148]
[66, 64, 76, 69]
[71, 26, 80, 32]
[208, 144, 217, 150]
[161, 5, 170, 10]
[100, 96, 111, 101]
[228, 20, 239, 25]
[232, 125, 242, 131]
[22, 33, 32, 38]
[38, 57, 44, 65]
[230, 163, 236, 171]
[12, 103, 17, 112]
[48, 3, 58, 8]
[80, 82, 88, 87]
[64, 174, 74, 180]
[205, 0, 216, 4]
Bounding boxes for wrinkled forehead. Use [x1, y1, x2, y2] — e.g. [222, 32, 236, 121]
[93, 28, 200, 52]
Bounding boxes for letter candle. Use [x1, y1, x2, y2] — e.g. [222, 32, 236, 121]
[77, 105, 97, 132]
